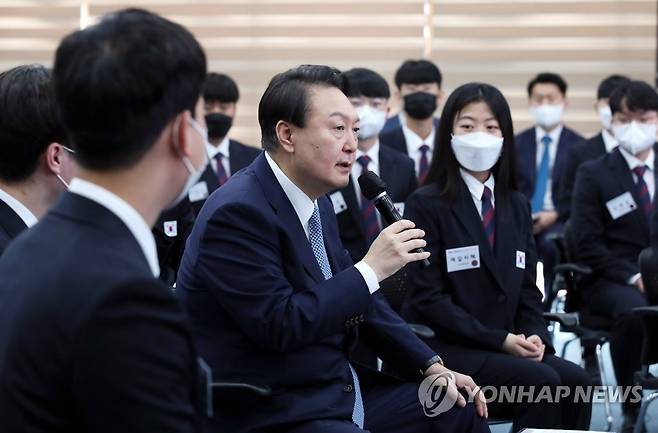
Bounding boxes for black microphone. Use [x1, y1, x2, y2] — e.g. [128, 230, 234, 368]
[358, 171, 430, 267]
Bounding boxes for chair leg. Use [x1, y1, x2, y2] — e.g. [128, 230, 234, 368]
[596, 341, 614, 432]
[633, 391, 658, 433]
[560, 335, 578, 359]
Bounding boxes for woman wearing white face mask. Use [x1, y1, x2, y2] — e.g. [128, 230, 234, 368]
[402, 83, 592, 431]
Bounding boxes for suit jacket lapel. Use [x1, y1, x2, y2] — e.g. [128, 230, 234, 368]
[252, 154, 325, 283]
[609, 149, 650, 236]
[493, 192, 516, 291]
[0, 199, 28, 239]
[341, 177, 364, 236]
[379, 147, 396, 194]
[201, 164, 220, 192]
[451, 182, 506, 291]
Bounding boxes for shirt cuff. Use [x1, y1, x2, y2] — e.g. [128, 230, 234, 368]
[627, 273, 642, 285]
[354, 261, 380, 294]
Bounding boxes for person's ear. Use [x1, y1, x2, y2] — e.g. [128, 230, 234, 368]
[276, 121, 295, 154]
[44, 142, 64, 175]
[170, 111, 192, 158]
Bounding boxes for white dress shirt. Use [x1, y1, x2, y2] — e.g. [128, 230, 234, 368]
[69, 178, 160, 277]
[206, 136, 231, 177]
[0, 188, 38, 228]
[534, 124, 564, 211]
[460, 168, 496, 219]
[265, 151, 379, 293]
[602, 129, 619, 153]
[402, 124, 435, 177]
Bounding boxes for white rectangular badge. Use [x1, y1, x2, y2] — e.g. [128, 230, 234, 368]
[393, 202, 405, 217]
[606, 192, 637, 220]
[329, 191, 348, 214]
[163, 220, 178, 237]
[516, 250, 526, 269]
[446, 245, 480, 273]
[188, 181, 209, 203]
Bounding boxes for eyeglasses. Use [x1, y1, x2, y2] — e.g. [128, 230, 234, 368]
[62, 145, 75, 154]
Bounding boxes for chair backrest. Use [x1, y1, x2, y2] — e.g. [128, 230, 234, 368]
[561, 221, 586, 312]
[378, 269, 408, 314]
[639, 247, 658, 306]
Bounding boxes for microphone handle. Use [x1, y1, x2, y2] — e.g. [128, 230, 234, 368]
[374, 193, 430, 267]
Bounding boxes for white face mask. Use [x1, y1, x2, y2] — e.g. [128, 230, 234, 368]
[530, 104, 564, 129]
[169, 117, 210, 208]
[598, 105, 613, 130]
[451, 132, 504, 172]
[356, 105, 387, 140]
[613, 121, 657, 155]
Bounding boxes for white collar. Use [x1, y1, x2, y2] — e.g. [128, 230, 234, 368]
[356, 140, 380, 168]
[459, 168, 496, 203]
[402, 124, 435, 153]
[68, 178, 160, 277]
[535, 124, 563, 145]
[619, 146, 655, 172]
[602, 129, 618, 153]
[264, 151, 316, 238]
[0, 188, 38, 227]
[206, 136, 230, 160]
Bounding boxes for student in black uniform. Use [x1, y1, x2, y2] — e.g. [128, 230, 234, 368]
[557, 74, 630, 222]
[331, 67, 417, 262]
[571, 80, 658, 432]
[189, 72, 260, 214]
[403, 82, 592, 432]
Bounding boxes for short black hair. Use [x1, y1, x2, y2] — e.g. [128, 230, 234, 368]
[426, 82, 518, 202]
[394, 60, 442, 89]
[258, 64, 348, 152]
[53, 8, 206, 171]
[202, 72, 240, 103]
[609, 80, 658, 115]
[0, 64, 65, 183]
[597, 74, 631, 100]
[527, 72, 567, 97]
[343, 68, 390, 99]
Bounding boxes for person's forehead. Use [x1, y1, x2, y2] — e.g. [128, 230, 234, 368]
[531, 83, 562, 95]
[307, 86, 356, 117]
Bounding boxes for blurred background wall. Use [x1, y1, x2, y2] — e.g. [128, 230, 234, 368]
[0, 0, 655, 147]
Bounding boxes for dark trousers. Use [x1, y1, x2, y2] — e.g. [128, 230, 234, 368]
[286, 382, 490, 433]
[473, 353, 592, 432]
[586, 281, 648, 413]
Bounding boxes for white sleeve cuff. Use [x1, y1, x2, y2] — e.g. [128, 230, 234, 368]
[354, 261, 380, 294]
[627, 273, 642, 285]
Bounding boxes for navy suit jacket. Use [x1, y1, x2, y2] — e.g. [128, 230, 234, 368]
[0, 199, 27, 256]
[0, 192, 202, 433]
[557, 133, 608, 221]
[571, 147, 654, 289]
[153, 198, 196, 285]
[379, 118, 440, 156]
[515, 126, 584, 209]
[380, 114, 440, 137]
[176, 153, 435, 432]
[402, 181, 551, 375]
[190, 139, 261, 215]
[333, 146, 417, 262]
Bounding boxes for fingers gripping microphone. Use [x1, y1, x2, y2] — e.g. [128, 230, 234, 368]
[358, 171, 430, 267]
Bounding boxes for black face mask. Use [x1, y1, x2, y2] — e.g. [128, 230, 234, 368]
[403, 92, 437, 120]
[205, 113, 233, 140]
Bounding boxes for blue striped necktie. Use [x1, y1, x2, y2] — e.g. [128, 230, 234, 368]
[308, 205, 365, 428]
[531, 135, 551, 213]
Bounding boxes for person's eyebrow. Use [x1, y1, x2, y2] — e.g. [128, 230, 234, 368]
[329, 111, 359, 123]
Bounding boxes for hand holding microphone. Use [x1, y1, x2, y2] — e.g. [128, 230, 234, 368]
[358, 171, 431, 282]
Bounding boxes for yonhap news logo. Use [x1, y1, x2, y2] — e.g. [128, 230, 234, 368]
[418, 371, 459, 417]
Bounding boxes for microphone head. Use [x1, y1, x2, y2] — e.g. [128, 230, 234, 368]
[358, 171, 387, 200]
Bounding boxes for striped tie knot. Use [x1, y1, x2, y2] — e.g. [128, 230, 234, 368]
[633, 165, 647, 179]
[541, 135, 552, 146]
[357, 155, 371, 170]
[482, 185, 493, 201]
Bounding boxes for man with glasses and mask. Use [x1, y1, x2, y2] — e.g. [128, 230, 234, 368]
[188, 72, 260, 215]
[571, 80, 658, 433]
[380, 60, 442, 183]
[331, 68, 417, 263]
[0, 64, 77, 256]
[0, 9, 208, 433]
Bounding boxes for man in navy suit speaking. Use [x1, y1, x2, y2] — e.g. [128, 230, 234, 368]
[177, 65, 489, 433]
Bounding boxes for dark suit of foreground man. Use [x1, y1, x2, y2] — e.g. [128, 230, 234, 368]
[0, 9, 209, 432]
[177, 65, 489, 433]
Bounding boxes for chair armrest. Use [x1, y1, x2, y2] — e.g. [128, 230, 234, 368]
[543, 312, 580, 328]
[408, 323, 436, 339]
[212, 382, 272, 407]
[545, 232, 564, 243]
[632, 306, 658, 317]
[553, 263, 592, 276]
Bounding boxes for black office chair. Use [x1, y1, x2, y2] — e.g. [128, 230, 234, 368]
[379, 269, 435, 339]
[543, 222, 615, 431]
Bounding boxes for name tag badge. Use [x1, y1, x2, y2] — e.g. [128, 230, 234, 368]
[606, 192, 637, 220]
[163, 220, 178, 237]
[446, 245, 480, 273]
[188, 181, 209, 203]
[516, 250, 526, 269]
[329, 191, 348, 214]
[394, 202, 405, 217]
